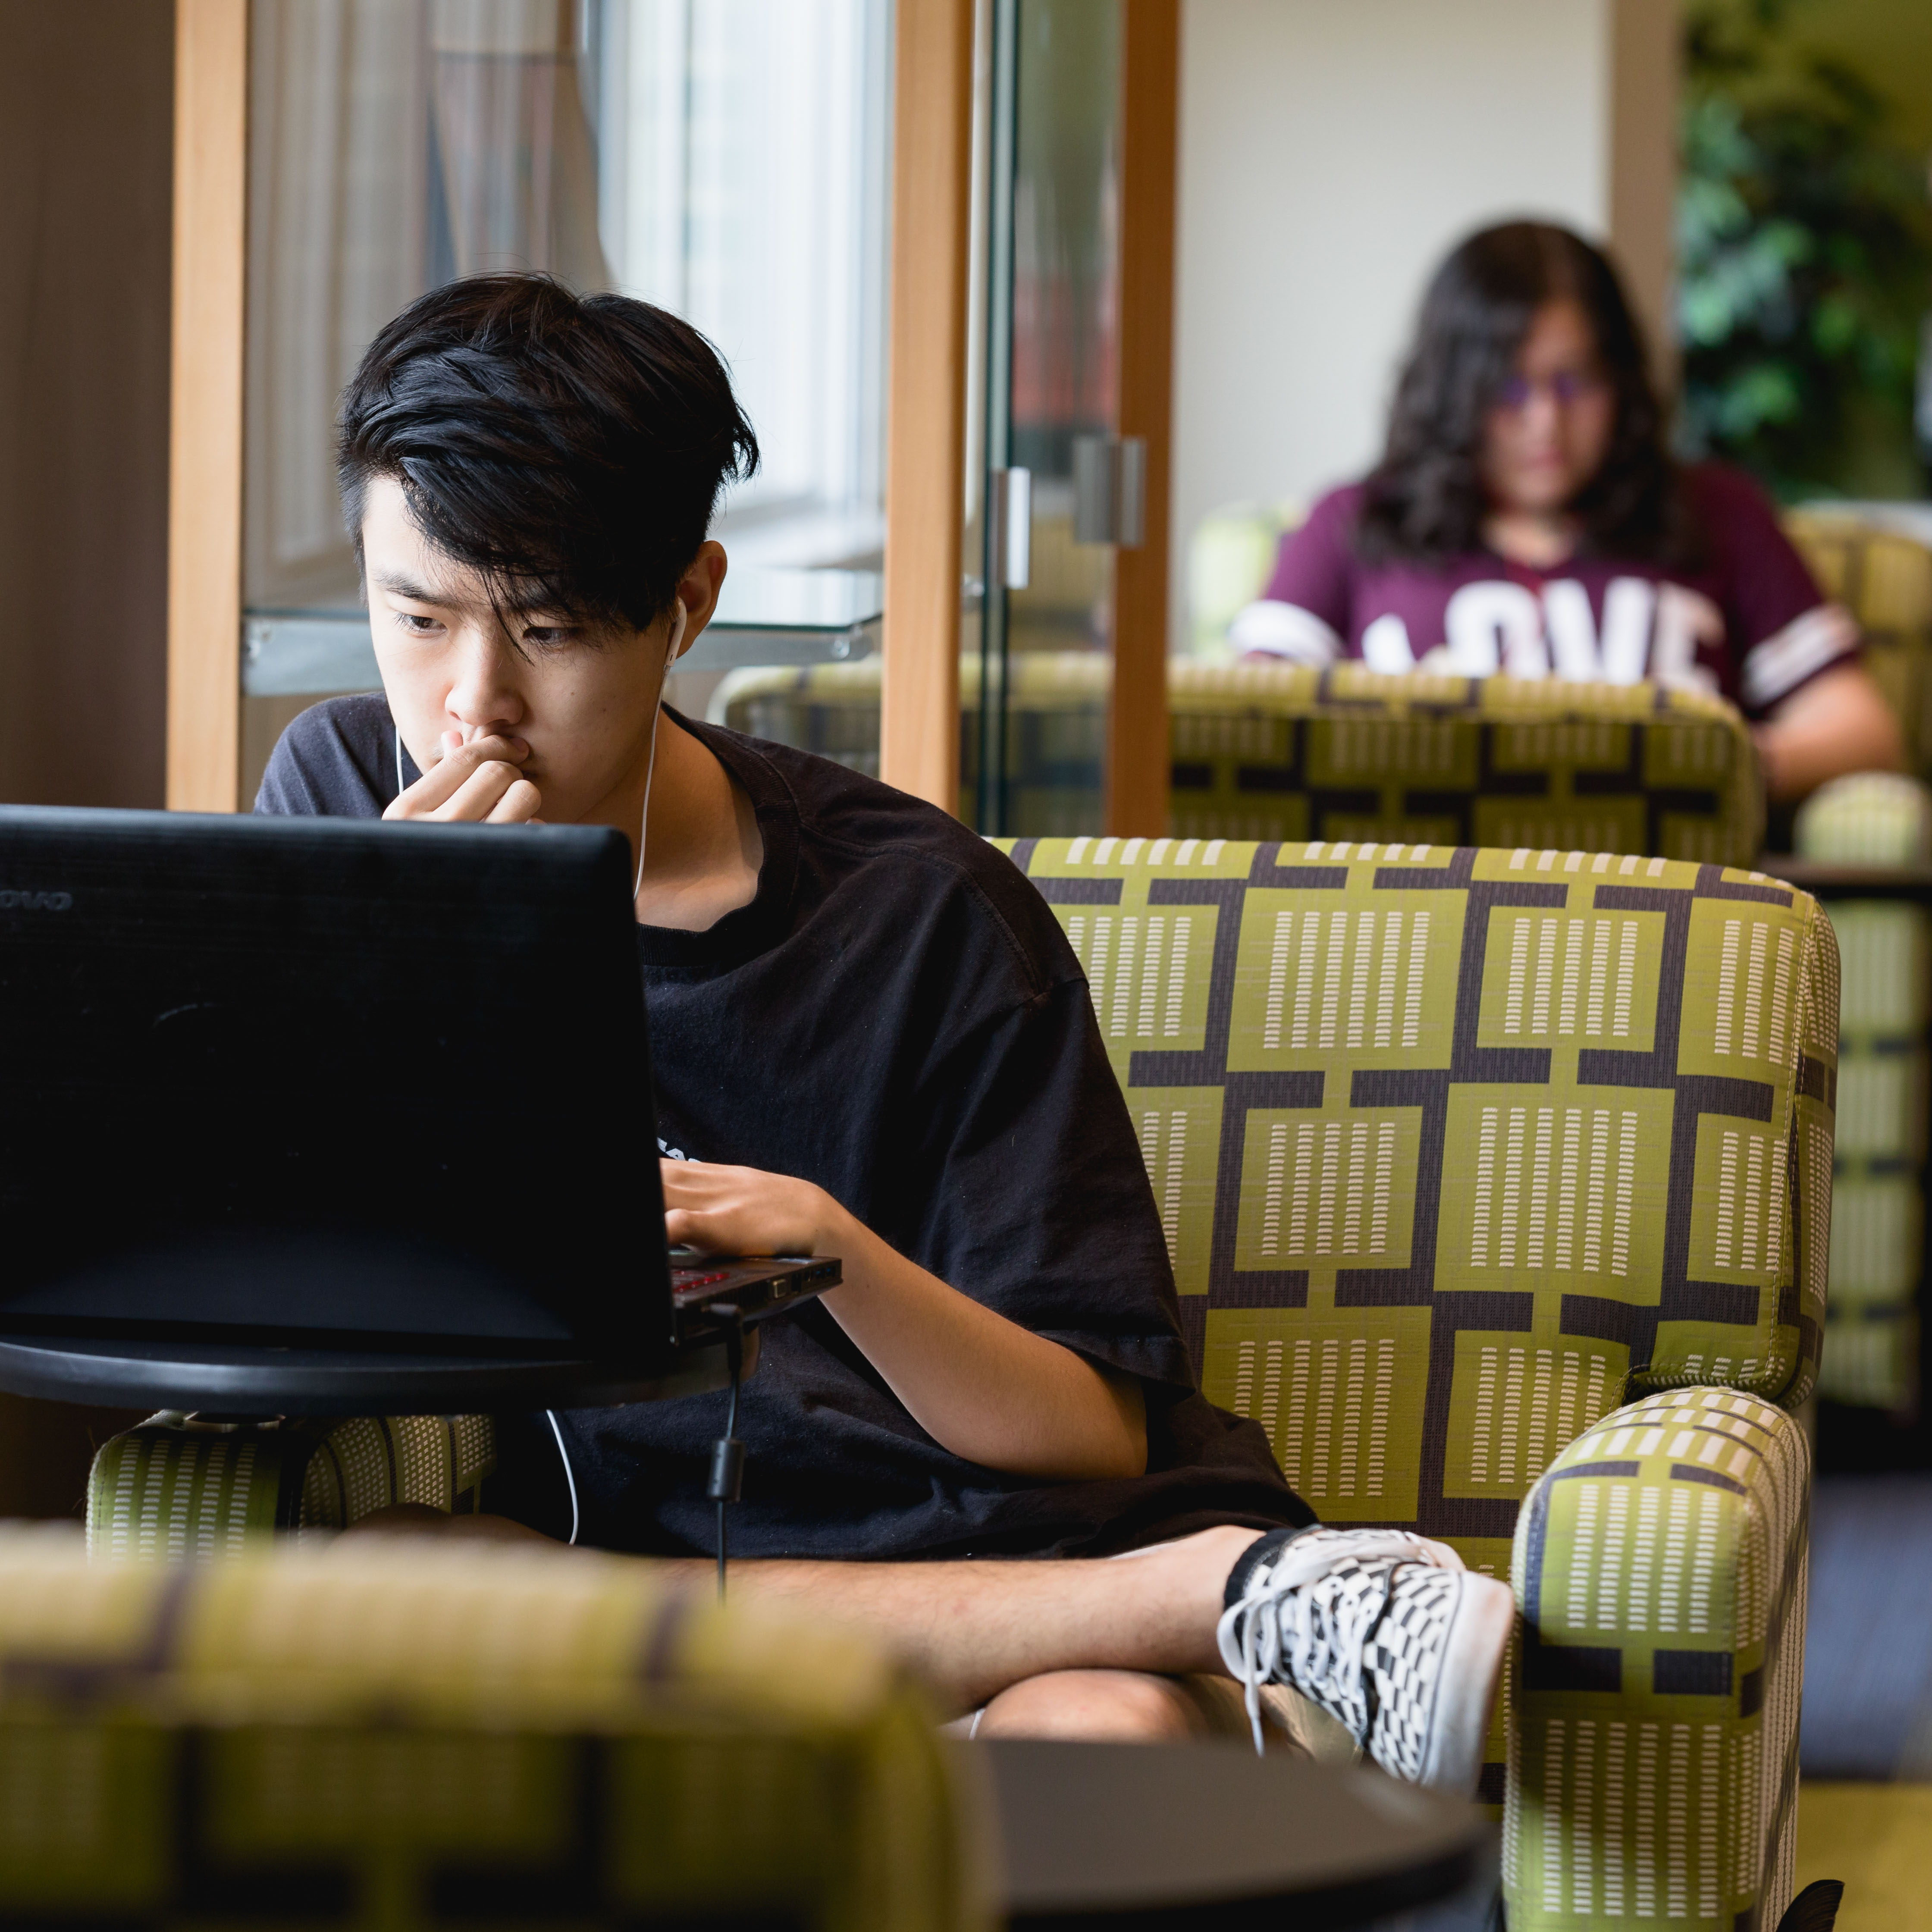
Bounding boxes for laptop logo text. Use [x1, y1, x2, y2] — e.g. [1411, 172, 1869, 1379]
[0, 890, 72, 911]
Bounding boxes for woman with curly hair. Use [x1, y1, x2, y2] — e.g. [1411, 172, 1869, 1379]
[1230, 220, 1900, 800]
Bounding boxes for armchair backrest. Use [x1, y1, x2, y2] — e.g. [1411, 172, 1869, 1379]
[1167, 665, 1762, 867]
[718, 662, 1764, 865]
[997, 837, 1838, 1577]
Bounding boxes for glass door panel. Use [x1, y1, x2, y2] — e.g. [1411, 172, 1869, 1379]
[973, 0, 1120, 835]
[241, 0, 888, 805]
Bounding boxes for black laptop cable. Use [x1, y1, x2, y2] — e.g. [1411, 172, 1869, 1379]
[707, 1305, 747, 1600]
[543, 1301, 743, 1565]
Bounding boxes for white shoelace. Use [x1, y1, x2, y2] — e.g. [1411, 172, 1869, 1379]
[1217, 1530, 1449, 1755]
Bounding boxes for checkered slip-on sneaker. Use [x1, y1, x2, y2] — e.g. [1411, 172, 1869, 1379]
[1216, 1526, 1515, 1793]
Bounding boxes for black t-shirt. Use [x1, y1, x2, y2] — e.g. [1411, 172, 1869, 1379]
[256, 695, 1308, 1558]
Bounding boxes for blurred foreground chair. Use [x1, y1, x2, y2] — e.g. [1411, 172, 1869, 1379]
[996, 835, 1837, 1932]
[0, 1528, 978, 1930]
[715, 661, 1763, 866]
[1791, 772, 1932, 1414]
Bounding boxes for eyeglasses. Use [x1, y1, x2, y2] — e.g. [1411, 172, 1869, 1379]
[1494, 370, 1607, 411]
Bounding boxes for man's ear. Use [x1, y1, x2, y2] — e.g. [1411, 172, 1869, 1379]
[670, 541, 728, 659]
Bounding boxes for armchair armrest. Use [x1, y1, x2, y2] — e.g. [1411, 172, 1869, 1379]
[1505, 1387, 1810, 1932]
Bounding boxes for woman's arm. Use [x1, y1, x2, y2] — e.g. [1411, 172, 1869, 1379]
[1754, 660, 1904, 802]
[660, 1160, 1149, 1482]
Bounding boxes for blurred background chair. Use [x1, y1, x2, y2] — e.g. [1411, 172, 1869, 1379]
[1788, 773, 1932, 1429]
[1183, 497, 1932, 780]
[713, 661, 1764, 863]
[1784, 513, 1932, 785]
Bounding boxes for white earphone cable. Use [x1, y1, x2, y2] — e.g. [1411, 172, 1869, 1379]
[399, 606, 684, 1556]
[633, 599, 687, 902]
[546, 1409, 580, 1546]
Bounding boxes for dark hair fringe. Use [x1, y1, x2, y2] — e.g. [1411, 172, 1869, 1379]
[337, 273, 759, 631]
[1355, 222, 1697, 571]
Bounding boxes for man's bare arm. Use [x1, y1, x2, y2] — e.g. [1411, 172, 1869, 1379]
[660, 1160, 1149, 1483]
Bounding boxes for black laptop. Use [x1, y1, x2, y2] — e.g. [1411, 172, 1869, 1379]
[0, 806, 835, 1372]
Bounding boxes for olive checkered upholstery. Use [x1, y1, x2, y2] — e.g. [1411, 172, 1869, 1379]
[0, 1529, 973, 1930]
[1511, 1388, 1810, 1929]
[86, 1412, 494, 1554]
[997, 835, 1837, 1932]
[715, 660, 1764, 864]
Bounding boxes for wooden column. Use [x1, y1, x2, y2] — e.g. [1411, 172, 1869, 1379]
[167, 0, 248, 812]
[1106, 0, 1180, 838]
[880, 0, 975, 813]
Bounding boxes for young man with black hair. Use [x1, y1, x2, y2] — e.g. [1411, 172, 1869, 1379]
[259, 274, 1514, 1788]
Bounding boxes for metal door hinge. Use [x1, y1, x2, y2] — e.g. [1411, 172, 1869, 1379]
[1073, 435, 1146, 548]
[987, 466, 1032, 589]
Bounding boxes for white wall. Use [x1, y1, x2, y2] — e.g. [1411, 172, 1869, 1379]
[1172, 0, 1631, 634]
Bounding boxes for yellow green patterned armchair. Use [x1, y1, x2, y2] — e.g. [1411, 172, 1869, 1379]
[995, 836, 1835, 1932]
[82, 828, 1834, 1932]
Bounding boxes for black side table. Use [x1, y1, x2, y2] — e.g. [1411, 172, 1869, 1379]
[0, 1328, 756, 1414]
[980, 1739, 1495, 1929]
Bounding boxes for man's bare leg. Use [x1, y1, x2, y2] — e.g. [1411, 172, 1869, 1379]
[667, 1524, 1264, 1712]
[344, 1510, 1264, 1722]
[972, 1670, 1222, 1741]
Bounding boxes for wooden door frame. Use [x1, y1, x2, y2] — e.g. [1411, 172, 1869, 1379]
[880, 0, 1181, 828]
[176, 0, 980, 819]
[1106, 0, 1180, 837]
[168, 0, 1169, 828]
[879, 0, 977, 812]
[167, 0, 249, 813]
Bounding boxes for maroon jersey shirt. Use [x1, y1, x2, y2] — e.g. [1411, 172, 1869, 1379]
[1230, 464, 1855, 719]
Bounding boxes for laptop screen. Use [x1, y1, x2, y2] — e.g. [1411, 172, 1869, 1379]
[0, 806, 671, 1359]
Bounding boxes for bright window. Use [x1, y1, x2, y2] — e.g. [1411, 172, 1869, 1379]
[244, 0, 892, 614]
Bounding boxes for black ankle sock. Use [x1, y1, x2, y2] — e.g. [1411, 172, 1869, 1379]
[1223, 1523, 1320, 1611]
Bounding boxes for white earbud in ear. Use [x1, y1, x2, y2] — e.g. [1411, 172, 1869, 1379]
[634, 599, 688, 903]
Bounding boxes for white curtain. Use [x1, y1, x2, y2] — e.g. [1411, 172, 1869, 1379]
[245, 0, 608, 611]
[243, 0, 888, 612]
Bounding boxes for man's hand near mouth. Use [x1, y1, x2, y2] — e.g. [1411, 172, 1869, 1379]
[383, 729, 542, 824]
